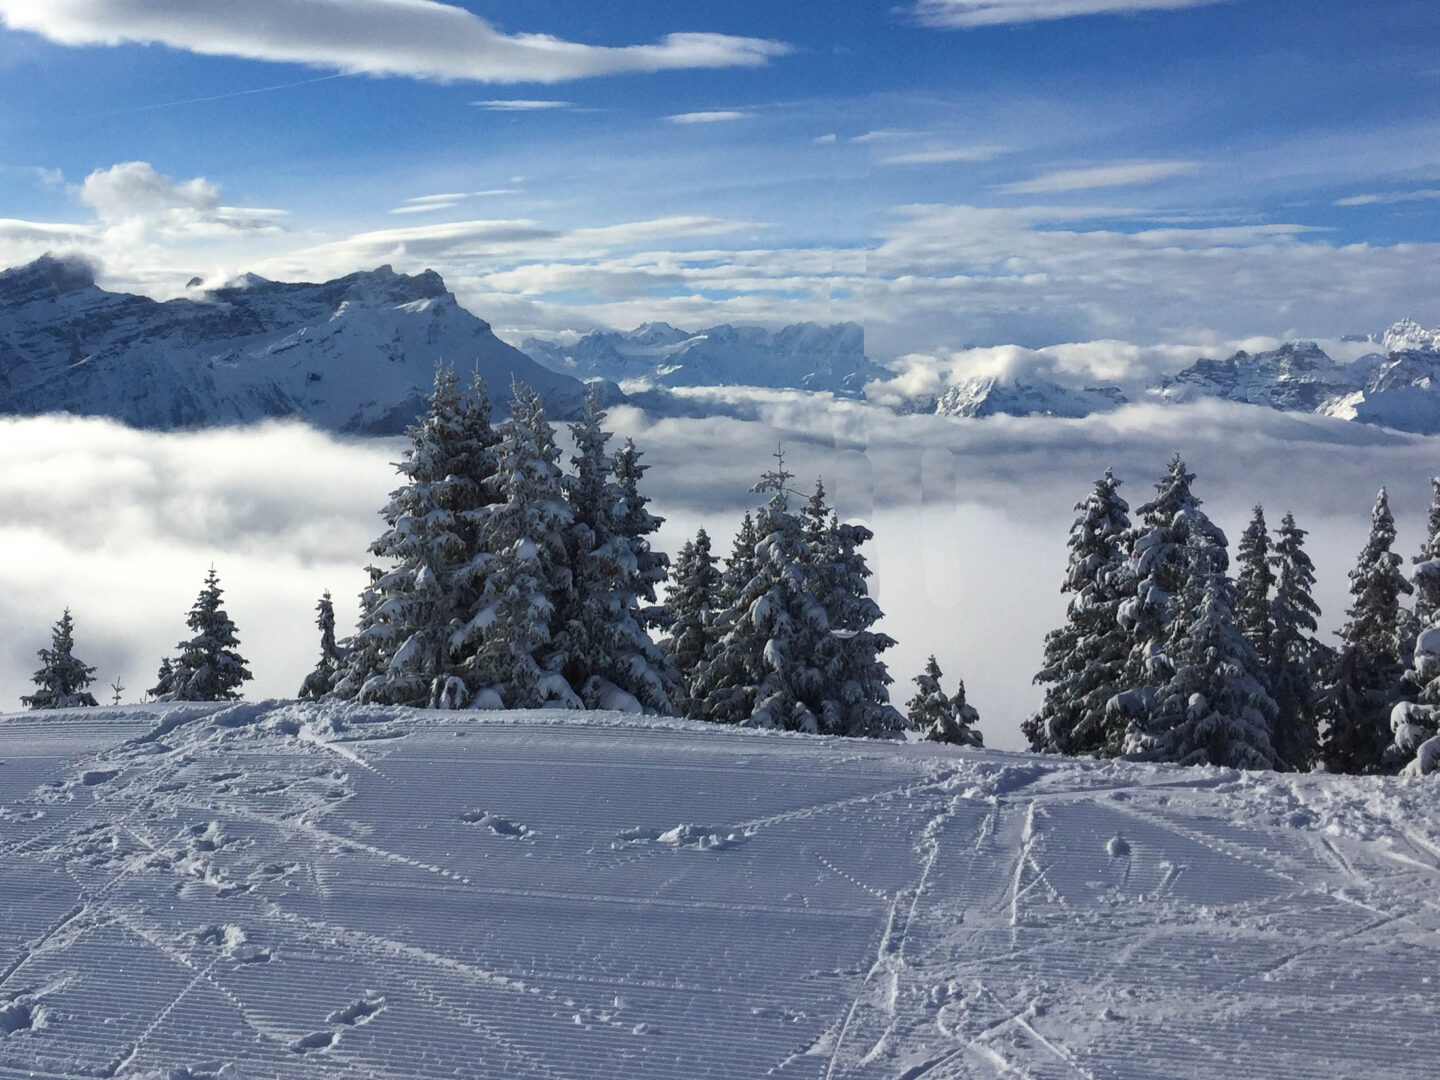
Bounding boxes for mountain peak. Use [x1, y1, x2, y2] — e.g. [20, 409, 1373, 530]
[1382, 317, 1440, 354]
[0, 253, 99, 303]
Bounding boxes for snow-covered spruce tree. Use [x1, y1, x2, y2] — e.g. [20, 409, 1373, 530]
[350, 366, 501, 707]
[1411, 478, 1440, 631]
[1388, 625, 1440, 775]
[159, 567, 252, 702]
[692, 513, 763, 723]
[591, 436, 678, 712]
[1109, 454, 1228, 744]
[663, 528, 722, 718]
[1269, 512, 1325, 771]
[331, 565, 384, 700]
[1024, 469, 1132, 757]
[21, 609, 99, 709]
[804, 487, 907, 738]
[907, 655, 982, 747]
[298, 591, 346, 699]
[1321, 488, 1413, 773]
[1234, 506, 1276, 668]
[1127, 529, 1278, 769]
[696, 454, 830, 731]
[461, 384, 579, 708]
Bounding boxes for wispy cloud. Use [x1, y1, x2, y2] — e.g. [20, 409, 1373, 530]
[813, 133, 838, 144]
[998, 160, 1200, 193]
[880, 146, 1010, 165]
[472, 99, 572, 111]
[666, 110, 752, 124]
[909, 0, 1229, 28]
[0, 0, 792, 84]
[1335, 188, 1440, 207]
[389, 190, 521, 215]
[851, 130, 926, 144]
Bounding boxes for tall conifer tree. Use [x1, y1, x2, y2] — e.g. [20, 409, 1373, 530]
[157, 568, 252, 702]
[1269, 512, 1324, 770]
[664, 529, 722, 718]
[1026, 469, 1132, 756]
[1234, 506, 1276, 667]
[1322, 488, 1412, 773]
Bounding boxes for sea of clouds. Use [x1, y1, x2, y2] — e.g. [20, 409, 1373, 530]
[3, 399, 1436, 749]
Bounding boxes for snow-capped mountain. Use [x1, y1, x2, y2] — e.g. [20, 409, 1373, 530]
[523, 321, 888, 395]
[0, 255, 590, 434]
[1151, 327, 1440, 434]
[934, 376, 1127, 419]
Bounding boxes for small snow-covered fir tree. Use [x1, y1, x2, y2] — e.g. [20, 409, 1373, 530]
[907, 656, 982, 747]
[1127, 529, 1277, 769]
[1234, 505, 1276, 667]
[1321, 488, 1413, 773]
[21, 609, 99, 709]
[298, 591, 346, 699]
[461, 384, 579, 708]
[1025, 469, 1132, 756]
[160, 567, 252, 702]
[692, 513, 763, 724]
[804, 485, 907, 738]
[353, 366, 500, 707]
[1110, 454, 1228, 742]
[664, 528, 722, 718]
[1388, 624, 1440, 776]
[1269, 512, 1325, 770]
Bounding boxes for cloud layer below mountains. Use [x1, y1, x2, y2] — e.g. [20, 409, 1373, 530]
[2, 402, 1434, 748]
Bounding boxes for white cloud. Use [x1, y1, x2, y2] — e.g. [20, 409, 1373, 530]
[1335, 188, 1440, 207]
[0, 1, 791, 84]
[851, 130, 926, 144]
[813, 133, 838, 144]
[666, 110, 752, 124]
[998, 160, 1201, 194]
[79, 162, 287, 241]
[910, 0, 1229, 28]
[471, 99, 572, 111]
[880, 146, 1010, 165]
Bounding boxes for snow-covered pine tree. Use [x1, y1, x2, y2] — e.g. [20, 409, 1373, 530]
[664, 529, 722, 718]
[1388, 624, 1440, 776]
[353, 366, 500, 707]
[298, 591, 346, 699]
[1321, 488, 1413, 773]
[586, 436, 679, 712]
[806, 495, 907, 738]
[553, 386, 619, 695]
[1127, 529, 1278, 769]
[692, 513, 763, 724]
[696, 452, 829, 731]
[21, 609, 99, 709]
[907, 655, 982, 746]
[1412, 478, 1440, 630]
[461, 383, 579, 708]
[331, 565, 384, 700]
[1110, 454, 1228, 743]
[1234, 505, 1276, 668]
[160, 567, 252, 702]
[1269, 512, 1325, 770]
[1024, 469, 1132, 757]
[150, 657, 176, 700]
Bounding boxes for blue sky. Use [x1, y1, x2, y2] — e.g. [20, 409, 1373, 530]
[3, 0, 1440, 357]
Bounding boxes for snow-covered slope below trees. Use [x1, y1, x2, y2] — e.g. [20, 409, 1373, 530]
[0, 255, 590, 433]
[2, 701, 1436, 1079]
[523, 321, 888, 395]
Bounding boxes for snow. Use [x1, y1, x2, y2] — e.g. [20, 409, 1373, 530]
[1, 701, 1437, 1078]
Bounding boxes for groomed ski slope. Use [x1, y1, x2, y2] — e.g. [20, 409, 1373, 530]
[0, 703, 1436, 1079]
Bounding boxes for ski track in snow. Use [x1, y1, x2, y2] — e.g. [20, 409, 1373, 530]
[0, 703, 1437, 1078]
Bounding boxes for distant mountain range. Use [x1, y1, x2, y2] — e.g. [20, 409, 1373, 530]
[5, 254, 1440, 437]
[930, 321, 1440, 434]
[522, 321, 887, 395]
[0, 255, 588, 434]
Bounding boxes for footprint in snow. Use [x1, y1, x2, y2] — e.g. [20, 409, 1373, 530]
[327, 996, 385, 1027]
[461, 810, 536, 840]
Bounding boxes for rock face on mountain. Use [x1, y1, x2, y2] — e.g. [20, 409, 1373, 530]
[0, 255, 589, 434]
[935, 376, 1127, 419]
[522, 321, 888, 395]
